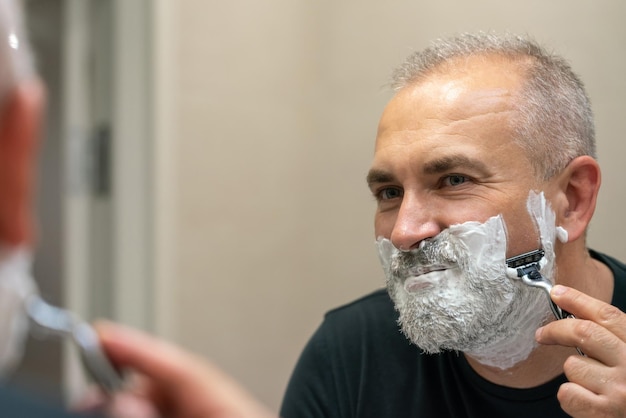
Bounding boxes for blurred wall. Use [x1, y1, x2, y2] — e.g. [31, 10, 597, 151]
[155, 0, 626, 410]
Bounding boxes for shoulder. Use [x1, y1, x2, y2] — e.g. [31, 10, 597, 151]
[281, 289, 405, 417]
[590, 249, 626, 277]
[589, 249, 626, 310]
[322, 289, 398, 334]
[325, 288, 395, 318]
[312, 288, 408, 355]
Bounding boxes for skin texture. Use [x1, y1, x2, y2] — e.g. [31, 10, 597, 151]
[367, 54, 626, 417]
[369, 58, 545, 258]
[0, 79, 44, 247]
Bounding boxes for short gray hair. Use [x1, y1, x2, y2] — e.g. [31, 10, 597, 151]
[391, 32, 595, 180]
[0, 0, 35, 101]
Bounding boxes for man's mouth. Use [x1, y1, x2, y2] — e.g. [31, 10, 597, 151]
[406, 264, 452, 277]
[401, 264, 456, 292]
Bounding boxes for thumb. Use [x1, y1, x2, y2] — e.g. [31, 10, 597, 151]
[95, 321, 276, 418]
[95, 320, 212, 385]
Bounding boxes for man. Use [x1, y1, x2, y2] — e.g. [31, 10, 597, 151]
[0, 0, 274, 416]
[0, 0, 83, 414]
[279, 33, 626, 417]
[4, 4, 624, 415]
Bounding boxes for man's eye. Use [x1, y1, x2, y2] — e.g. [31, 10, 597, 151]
[378, 187, 403, 200]
[443, 175, 468, 187]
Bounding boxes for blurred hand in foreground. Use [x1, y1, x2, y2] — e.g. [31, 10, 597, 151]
[91, 321, 276, 418]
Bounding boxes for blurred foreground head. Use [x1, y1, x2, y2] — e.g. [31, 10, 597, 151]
[0, 0, 44, 248]
[0, 0, 45, 377]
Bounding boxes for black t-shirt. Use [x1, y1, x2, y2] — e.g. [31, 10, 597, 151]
[280, 250, 626, 418]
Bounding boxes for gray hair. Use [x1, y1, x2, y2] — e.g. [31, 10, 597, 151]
[0, 0, 35, 101]
[391, 32, 596, 180]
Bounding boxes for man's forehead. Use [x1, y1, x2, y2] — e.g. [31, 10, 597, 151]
[446, 87, 516, 120]
[392, 70, 519, 117]
[390, 55, 522, 109]
[375, 87, 518, 149]
[376, 66, 521, 153]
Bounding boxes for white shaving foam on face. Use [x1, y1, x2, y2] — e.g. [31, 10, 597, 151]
[378, 191, 562, 369]
[0, 246, 35, 378]
[556, 226, 568, 243]
[521, 191, 560, 285]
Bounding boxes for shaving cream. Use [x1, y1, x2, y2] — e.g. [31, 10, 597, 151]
[378, 191, 562, 369]
[0, 247, 34, 378]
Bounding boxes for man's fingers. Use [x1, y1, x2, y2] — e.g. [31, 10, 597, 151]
[105, 392, 161, 418]
[95, 320, 223, 387]
[96, 320, 188, 378]
[536, 316, 625, 366]
[536, 286, 626, 417]
[537, 286, 626, 367]
[557, 381, 605, 418]
[94, 320, 276, 418]
[550, 285, 626, 342]
[558, 380, 626, 418]
[561, 354, 610, 394]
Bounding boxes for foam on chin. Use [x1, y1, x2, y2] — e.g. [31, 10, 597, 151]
[377, 191, 563, 369]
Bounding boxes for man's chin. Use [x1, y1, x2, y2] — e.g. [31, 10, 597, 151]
[394, 298, 513, 354]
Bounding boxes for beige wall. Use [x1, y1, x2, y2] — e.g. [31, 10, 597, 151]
[155, 0, 626, 410]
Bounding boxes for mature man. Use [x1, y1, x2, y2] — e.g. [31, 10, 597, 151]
[5, 4, 625, 415]
[279, 33, 626, 418]
[0, 0, 78, 415]
[0, 0, 273, 416]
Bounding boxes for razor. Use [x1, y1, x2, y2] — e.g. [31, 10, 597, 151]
[506, 249, 584, 355]
[25, 294, 124, 393]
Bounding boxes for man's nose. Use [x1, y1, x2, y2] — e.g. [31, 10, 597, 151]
[389, 197, 441, 251]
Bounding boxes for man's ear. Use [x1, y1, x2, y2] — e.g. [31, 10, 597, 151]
[554, 155, 601, 243]
[0, 79, 46, 246]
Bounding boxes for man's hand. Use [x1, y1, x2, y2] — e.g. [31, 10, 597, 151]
[536, 285, 626, 418]
[93, 321, 276, 418]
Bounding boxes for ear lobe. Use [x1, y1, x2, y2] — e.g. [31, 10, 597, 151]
[557, 155, 601, 242]
[0, 79, 46, 246]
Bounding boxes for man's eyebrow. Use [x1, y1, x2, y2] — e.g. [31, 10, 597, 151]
[366, 155, 490, 186]
[423, 155, 490, 175]
[366, 169, 396, 186]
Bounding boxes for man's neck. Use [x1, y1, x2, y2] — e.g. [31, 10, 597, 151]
[465, 337, 575, 388]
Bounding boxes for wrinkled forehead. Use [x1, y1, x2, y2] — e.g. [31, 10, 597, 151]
[375, 55, 525, 149]
[395, 51, 527, 96]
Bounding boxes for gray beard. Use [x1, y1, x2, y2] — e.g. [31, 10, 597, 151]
[387, 269, 543, 354]
[378, 217, 551, 369]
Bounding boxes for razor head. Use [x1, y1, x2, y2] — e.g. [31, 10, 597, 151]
[26, 295, 124, 393]
[506, 249, 545, 269]
[505, 248, 585, 357]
